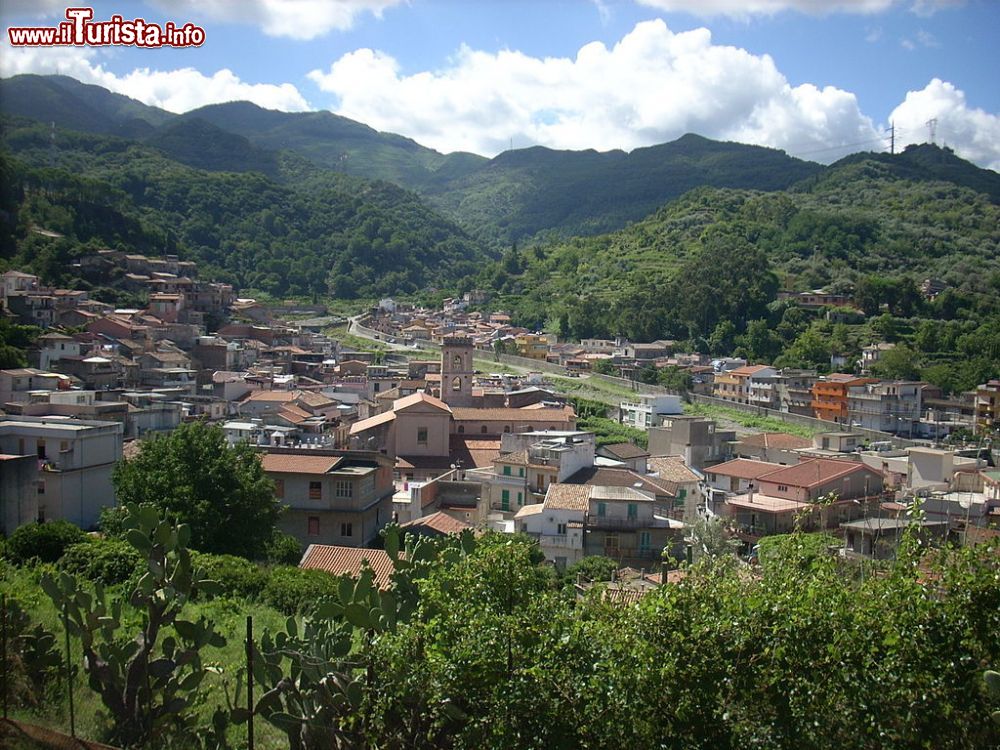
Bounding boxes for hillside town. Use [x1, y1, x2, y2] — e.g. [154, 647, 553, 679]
[2, 259, 998, 583]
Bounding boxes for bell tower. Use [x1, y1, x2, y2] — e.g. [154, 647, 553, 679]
[441, 335, 474, 407]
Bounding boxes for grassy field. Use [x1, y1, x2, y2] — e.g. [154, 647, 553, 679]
[2, 562, 291, 749]
[683, 402, 823, 439]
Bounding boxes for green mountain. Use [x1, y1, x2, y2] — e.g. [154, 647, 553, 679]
[0, 76, 826, 247]
[481, 147, 1000, 341]
[0, 116, 489, 300]
[0, 74, 172, 137]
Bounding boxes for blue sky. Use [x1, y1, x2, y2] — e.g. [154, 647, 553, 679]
[2, 0, 998, 168]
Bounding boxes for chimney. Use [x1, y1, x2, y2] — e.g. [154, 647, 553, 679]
[748, 481, 755, 504]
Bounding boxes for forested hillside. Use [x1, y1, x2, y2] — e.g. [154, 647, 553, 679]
[0, 117, 489, 298]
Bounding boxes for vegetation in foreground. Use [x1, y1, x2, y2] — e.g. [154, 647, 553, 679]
[3, 501, 998, 750]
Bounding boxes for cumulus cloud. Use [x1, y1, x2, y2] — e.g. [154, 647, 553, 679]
[147, 0, 404, 40]
[307, 19, 882, 161]
[889, 79, 1000, 170]
[0, 43, 311, 112]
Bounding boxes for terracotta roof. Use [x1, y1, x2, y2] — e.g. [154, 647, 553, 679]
[296, 391, 336, 408]
[450, 406, 575, 422]
[299, 545, 395, 590]
[394, 391, 451, 413]
[543, 483, 592, 512]
[647, 456, 700, 485]
[448, 435, 501, 469]
[400, 511, 471, 535]
[495, 450, 530, 466]
[279, 403, 312, 420]
[242, 390, 299, 403]
[564, 466, 673, 497]
[349, 410, 397, 434]
[737, 432, 812, 450]
[395, 455, 452, 471]
[600, 443, 650, 460]
[758, 458, 878, 490]
[706, 458, 782, 481]
[514, 504, 544, 518]
[260, 453, 344, 474]
[729, 365, 773, 377]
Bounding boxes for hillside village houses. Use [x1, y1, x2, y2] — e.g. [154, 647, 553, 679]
[1, 260, 998, 576]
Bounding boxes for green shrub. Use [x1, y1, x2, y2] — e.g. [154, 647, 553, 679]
[191, 551, 269, 600]
[265, 529, 304, 566]
[5, 521, 87, 565]
[260, 565, 339, 614]
[58, 537, 142, 586]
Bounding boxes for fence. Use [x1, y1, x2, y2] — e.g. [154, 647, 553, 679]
[1, 595, 287, 750]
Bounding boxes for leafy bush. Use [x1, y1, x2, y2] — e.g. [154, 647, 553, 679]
[260, 565, 340, 614]
[1, 597, 63, 709]
[563, 555, 618, 585]
[190, 551, 269, 600]
[4, 521, 87, 565]
[265, 529, 304, 566]
[58, 537, 142, 585]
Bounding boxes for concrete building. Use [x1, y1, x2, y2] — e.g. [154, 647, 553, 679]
[772, 369, 819, 416]
[618, 394, 683, 428]
[0, 416, 123, 528]
[847, 381, 922, 436]
[647, 416, 735, 471]
[261, 448, 394, 549]
[0, 453, 39, 534]
[975, 379, 1000, 435]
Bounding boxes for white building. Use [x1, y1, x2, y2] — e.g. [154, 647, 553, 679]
[0, 416, 123, 529]
[619, 394, 684, 428]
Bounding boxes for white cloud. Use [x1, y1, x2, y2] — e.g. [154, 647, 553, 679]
[635, 0, 895, 18]
[147, 0, 404, 40]
[889, 79, 1000, 170]
[307, 19, 884, 162]
[0, 43, 310, 112]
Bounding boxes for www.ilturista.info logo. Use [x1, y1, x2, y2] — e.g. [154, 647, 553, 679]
[8, 7, 205, 48]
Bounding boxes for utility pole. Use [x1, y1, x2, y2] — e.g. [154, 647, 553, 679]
[889, 121, 895, 155]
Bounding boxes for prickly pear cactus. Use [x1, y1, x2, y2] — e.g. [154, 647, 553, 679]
[250, 524, 479, 749]
[40, 502, 226, 748]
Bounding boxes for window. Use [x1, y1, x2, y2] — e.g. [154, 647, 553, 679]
[517, 492, 522, 506]
[481, 425, 488, 434]
[308, 517, 320, 536]
[451, 376, 462, 391]
[373, 382, 380, 392]
[557, 522, 567, 535]
[778, 484, 788, 492]
[37, 440, 46, 459]
[37, 480, 45, 495]
[274, 479, 284, 498]
[639, 531, 651, 552]
[503, 425, 511, 433]
[60, 441, 70, 452]
[501, 489, 510, 511]
[417, 427, 428, 446]
[628, 503, 638, 520]
[335, 480, 352, 498]
[309, 481, 322, 500]
[453, 354, 462, 367]
[518, 467, 524, 477]
[458, 425, 465, 434]
[597, 502, 606, 517]
[341, 523, 353, 537]
[503, 465, 511, 476]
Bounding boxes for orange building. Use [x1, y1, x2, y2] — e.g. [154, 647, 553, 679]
[811, 374, 875, 424]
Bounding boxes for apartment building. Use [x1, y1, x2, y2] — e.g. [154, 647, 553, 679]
[0, 416, 123, 528]
[262, 448, 394, 549]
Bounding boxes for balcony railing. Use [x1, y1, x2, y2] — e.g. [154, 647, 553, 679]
[585, 515, 654, 531]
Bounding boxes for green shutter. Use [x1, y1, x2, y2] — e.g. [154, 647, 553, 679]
[628, 503, 637, 519]
[517, 491, 522, 505]
[501, 489, 510, 511]
[597, 502, 606, 517]
[503, 465, 511, 476]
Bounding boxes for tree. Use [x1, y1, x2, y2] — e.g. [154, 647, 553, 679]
[870, 344, 921, 380]
[112, 422, 281, 558]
